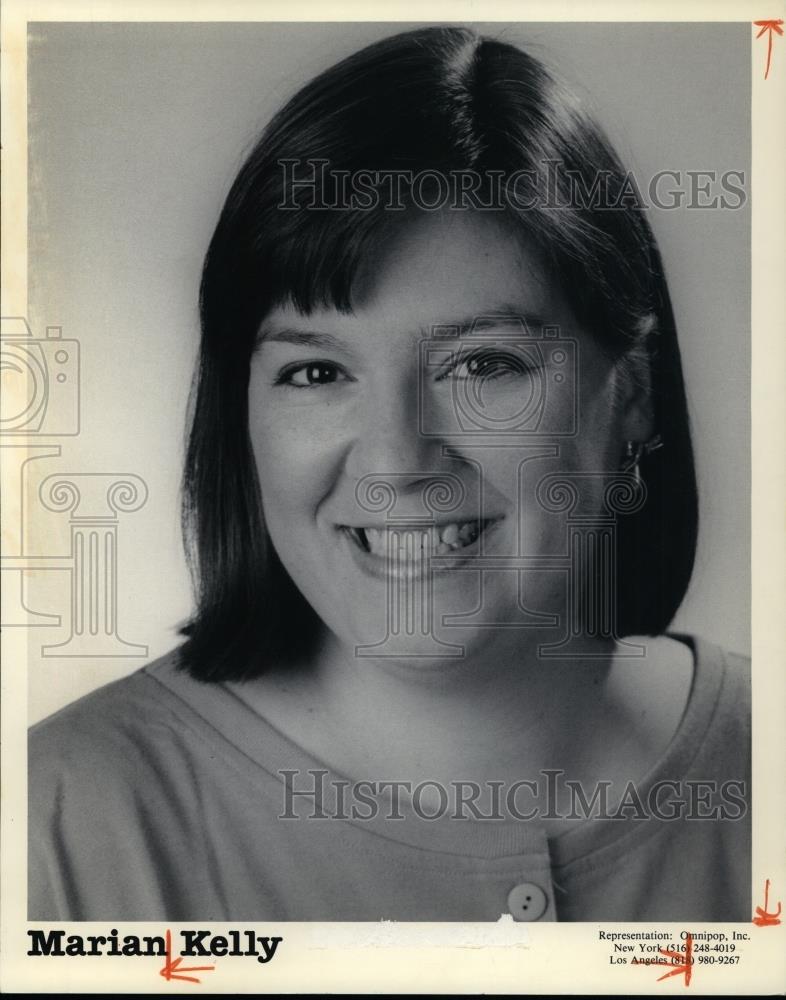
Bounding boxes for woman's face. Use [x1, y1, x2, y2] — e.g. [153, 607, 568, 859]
[249, 210, 645, 660]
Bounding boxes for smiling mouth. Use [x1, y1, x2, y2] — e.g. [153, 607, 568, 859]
[341, 517, 500, 558]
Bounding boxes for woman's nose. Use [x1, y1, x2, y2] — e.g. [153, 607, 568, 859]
[344, 380, 441, 485]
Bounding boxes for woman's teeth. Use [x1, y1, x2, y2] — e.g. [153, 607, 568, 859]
[351, 520, 485, 557]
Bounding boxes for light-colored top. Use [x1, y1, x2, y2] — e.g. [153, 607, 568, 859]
[28, 634, 750, 921]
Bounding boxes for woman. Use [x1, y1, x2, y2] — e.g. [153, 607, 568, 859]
[29, 25, 749, 922]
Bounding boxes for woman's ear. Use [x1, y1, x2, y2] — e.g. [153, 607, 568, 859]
[621, 382, 655, 443]
[614, 348, 656, 446]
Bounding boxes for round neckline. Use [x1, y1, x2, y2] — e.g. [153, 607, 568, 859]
[145, 631, 726, 866]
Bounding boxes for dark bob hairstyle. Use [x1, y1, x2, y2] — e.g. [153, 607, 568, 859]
[179, 25, 698, 682]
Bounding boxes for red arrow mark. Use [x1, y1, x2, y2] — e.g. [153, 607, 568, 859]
[754, 19, 784, 79]
[159, 929, 216, 984]
[753, 878, 782, 927]
[636, 931, 693, 987]
[655, 933, 693, 987]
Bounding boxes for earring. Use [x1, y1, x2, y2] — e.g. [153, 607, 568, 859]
[621, 434, 663, 483]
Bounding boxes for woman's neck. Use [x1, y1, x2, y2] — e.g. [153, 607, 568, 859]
[230, 629, 694, 805]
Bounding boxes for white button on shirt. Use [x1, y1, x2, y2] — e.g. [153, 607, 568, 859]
[507, 882, 549, 921]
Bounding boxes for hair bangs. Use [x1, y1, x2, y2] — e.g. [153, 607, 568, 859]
[260, 205, 393, 318]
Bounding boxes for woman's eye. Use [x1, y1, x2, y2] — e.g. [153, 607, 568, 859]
[275, 362, 346, 388]
[442, 350, 533, 381]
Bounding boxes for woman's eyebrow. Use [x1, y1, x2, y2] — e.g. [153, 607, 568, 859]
[257, 328, 347, 350]
[419, 311, 548, 338]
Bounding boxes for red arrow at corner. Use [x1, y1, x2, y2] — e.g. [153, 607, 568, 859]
[754, 19, 784, 79]
[159, 929, 216, 984]
[753, 878, 782, 926]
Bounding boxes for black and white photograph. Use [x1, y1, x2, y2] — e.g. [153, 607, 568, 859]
[2, 3, 784, 994]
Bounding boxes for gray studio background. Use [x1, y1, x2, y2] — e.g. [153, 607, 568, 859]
[26, 22, 750, 722]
